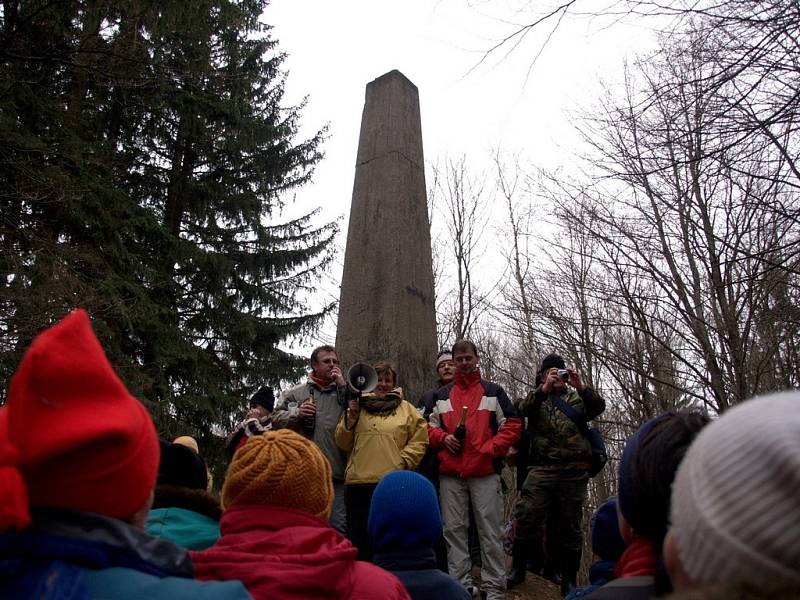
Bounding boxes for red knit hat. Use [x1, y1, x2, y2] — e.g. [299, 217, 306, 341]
[0, 309, 159, 530]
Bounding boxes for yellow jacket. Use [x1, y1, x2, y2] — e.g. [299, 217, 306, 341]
[335, 389, 428, 485]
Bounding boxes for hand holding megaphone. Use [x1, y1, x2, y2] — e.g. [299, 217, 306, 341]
[347, 398, 360, 418]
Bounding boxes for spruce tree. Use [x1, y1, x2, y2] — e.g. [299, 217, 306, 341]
[0, 0, 335, 469]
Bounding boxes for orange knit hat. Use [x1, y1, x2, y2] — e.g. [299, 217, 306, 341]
[222, 429, 333, 520]
[0, 310, 159, 530]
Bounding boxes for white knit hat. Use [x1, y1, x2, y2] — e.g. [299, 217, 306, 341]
[670, 391, 800, 591]
[435, 352, 452, 369]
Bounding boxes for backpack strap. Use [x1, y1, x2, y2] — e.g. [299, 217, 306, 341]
[549, 393, 593, 441]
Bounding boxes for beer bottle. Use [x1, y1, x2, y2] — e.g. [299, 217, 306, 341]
[453, 405, 468, 451]
[301, 390, 316, 435]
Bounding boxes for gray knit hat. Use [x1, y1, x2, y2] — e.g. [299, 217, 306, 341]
[669, 391, 800, 591]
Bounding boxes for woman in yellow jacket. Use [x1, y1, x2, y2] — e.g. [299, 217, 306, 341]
[335, 362, 428, 561]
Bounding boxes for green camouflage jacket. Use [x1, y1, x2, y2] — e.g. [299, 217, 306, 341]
[518, 384, 605, 472]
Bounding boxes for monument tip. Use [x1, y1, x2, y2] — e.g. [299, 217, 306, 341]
[371, 69, 418, 90]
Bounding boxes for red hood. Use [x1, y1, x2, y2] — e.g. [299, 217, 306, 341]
[192, 505, 410, 600]
[191, 505, 360, 599]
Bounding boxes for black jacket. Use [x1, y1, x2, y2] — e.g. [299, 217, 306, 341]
[416, 379, 447, 484]
[373, 548, 470, 600]
[584, 576, 655, 599]
[417, 379, 447, 419]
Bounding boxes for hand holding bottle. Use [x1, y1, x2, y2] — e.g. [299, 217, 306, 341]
[444, 406, 468, 454]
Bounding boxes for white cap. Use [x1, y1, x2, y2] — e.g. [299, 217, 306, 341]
[670, 391, 800, 591]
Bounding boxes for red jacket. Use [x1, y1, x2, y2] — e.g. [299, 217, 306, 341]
[191, 505, 411, 600]
[428, 369, 522, 478]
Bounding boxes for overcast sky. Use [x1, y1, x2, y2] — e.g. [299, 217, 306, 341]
[265, 0, 659, 349]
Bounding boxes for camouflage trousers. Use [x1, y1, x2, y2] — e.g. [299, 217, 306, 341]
[513, 468, 588, 577]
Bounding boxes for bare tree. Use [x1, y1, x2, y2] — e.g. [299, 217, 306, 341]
[461, 1, 799, 584]
[495, 153, 539, 371]
[430, 156, 492, 346]
[578, 29, 798, 411]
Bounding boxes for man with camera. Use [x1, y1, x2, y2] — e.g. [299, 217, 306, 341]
[273, 344, 349, 534]
[508, 353, 605, 596]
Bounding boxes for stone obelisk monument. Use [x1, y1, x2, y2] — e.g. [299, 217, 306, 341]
[335, 70, 438, 402]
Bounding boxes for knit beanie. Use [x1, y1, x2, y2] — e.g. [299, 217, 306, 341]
[222, 429, 333, 520]
[591, 497, 626, 561]
[173, 435, 199, 454]
[0, 310, 159, 530]
[435, 352, 452, 369]
[539, 353, 566, 373]
[670, 391, 800, 591]
[158, 442, 208, 491]
[368, 471, 442, 552]
[249, 386, 275, 412]
[535, 353, 566, 386]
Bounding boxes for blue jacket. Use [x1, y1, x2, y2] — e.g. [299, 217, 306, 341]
[373, 548, 470, 600]
[146, 484, 221, 551]
[0, 508, 250, 600]
[566, 560, 618, 599]
[147, 507, 220, 551]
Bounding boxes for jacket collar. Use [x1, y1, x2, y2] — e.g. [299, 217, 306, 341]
[373, 548, 438, 571]
[454, 369, 481, 388]
[0, 507, 194, 578]
[220, 504, 336, 536]
[308, 373, 335, 391]
[614, 536, 657, 578]
[153, 485, 221, 521]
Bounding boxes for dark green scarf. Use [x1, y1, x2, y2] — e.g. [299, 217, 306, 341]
[361, 388, 403, 416]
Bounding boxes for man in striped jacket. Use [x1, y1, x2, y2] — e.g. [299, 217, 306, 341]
[428, 339, 522, 600]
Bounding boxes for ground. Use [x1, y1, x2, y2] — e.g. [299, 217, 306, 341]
[469, 567, 562, 600]
[507, 574, 562, 600]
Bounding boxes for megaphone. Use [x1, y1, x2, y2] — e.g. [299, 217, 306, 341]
[347, 362, 378, 393]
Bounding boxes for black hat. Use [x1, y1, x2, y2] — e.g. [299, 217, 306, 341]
[249, 386, 275, 412]
[539, 353, 566, 373]
[157, 442, 208, 490]
[535, 353, 566, 386]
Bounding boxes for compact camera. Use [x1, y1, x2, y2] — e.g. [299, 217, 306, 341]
[557, 369, 570, 381]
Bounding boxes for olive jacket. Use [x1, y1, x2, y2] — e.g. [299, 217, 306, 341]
[517, 384, 605, 474]
[274, 379, 348, 481]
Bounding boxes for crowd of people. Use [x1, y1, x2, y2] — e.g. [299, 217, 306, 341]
[1, 309, 798, 599]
